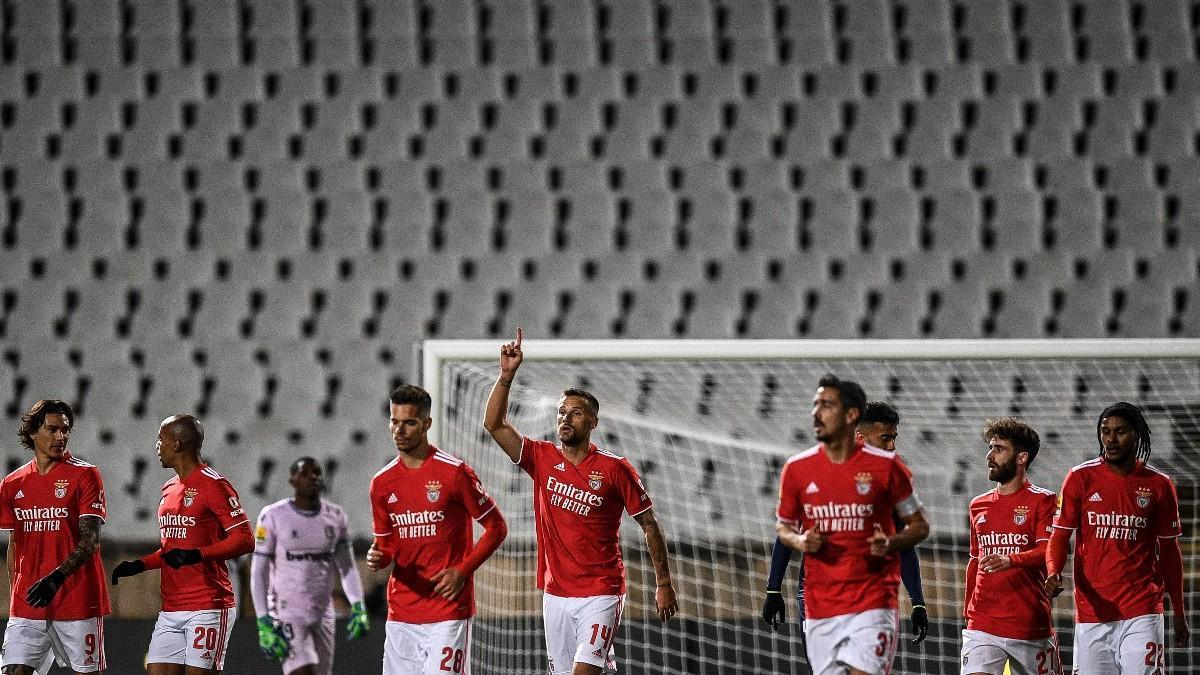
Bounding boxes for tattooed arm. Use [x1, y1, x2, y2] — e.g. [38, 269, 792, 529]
[58, 515, 102, 576]
[634, 509, 678, 622]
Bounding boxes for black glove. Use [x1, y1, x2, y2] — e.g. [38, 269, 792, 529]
[111, 559, 147, 585]
[762, 591, 786, 630]
[162, 548, 202, 569]
[910, 604, 928, 644]
[26, 569, 66, 608]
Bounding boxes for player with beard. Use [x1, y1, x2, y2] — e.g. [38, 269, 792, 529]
[367, 385, 507, 675]
[962, 417, 1061, 675]
[775, 375, 929, 675]
[484, 329, 678, 675]
[1046, 402, 1188, 673]
[763, 402, 929, 646]
[0, 399, 110, 674]
[250, 457, 368, 675]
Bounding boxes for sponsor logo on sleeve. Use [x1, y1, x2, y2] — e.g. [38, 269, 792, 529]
[255, 525, 268, 541]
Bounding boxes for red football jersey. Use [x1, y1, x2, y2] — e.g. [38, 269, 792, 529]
[517, 437, 652, 598]
[370, 448, 496, 623]
[157, 465, 250, 611]
[1053, 458, 1182, 623]
[966, 481, 1057, 639]
[0, 454, 111, 620]
[776, 442, 921, 620]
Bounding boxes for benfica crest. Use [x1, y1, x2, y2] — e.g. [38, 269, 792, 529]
[426, 480, 442, 503]
[1135, 487, 1152, 509]
[54, 480, 68, 499]
[588, 471, 604, 491]
[1013, 506, 1030, 525]
[854, 472, 873, 496]
[183, 488, 198, 507]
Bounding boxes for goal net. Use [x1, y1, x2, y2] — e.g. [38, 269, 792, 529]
[422, 339, 1200, 675]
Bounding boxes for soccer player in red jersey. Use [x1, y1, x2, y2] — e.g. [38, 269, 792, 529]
[962, 417, 1061, 675]
[0, 400, 110, 674]
[1045, 402, 1188, 674]
[764, 402, 929, 647]
[484, 329, 678, 675]
[110, 414, 255, 675]
[775, 375, 929, 675]
[365, 384, 508, 675]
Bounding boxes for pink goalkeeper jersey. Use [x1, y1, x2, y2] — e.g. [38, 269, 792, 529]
[776, 441, 921, 620]
[517, 437, 653, 598]
[253, 499, 352, 623]
[1053, 458, 1182, 623]
[370, 448, 496, 623]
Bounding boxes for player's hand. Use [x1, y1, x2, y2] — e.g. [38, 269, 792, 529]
[347, 601, 370, 639]
[256, 616, 291, 660]
[761, 591, 786, 630]
[798, 521, 824, 554]
[868, 523, 889, 556]
[979, 554, 1012, 573]
[910, 605, 928, 644]
[655, 582, 678, 622]
[366, 543, 386, 571]
[1045, 573, 1064, 598]
[110, 559, 146, 585]
[25, 569, 66, 608]
[1173, 612, 1190, 648]
[499, 327, 523, 376]
[162, 548, 202, 568]
[431, 567, 467, 600]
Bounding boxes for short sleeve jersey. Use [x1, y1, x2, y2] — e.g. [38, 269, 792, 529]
[157, 465, 251, 611]
[775, 442, 921, 620]
[0, 454, 111, 620]
[517, 437, 653, 598]
[966, 481, 1057, 640]
[254, 499, 351, 623]
[1052, 458, 1182, 623]
[369, 448, 496, 623]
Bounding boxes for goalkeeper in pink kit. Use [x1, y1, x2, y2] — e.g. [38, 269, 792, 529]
[250, 457, 369, 675]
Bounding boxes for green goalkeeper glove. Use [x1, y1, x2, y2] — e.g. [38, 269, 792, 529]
[347, 601, 370, 639]
[256, 617, 290, 661]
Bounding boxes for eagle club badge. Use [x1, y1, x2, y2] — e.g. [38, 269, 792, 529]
[854, 472, 873, 496]
[54, 480, 68, 499]
[426, 480, 441, 503]
[588, 471, 604, 491]
[1136, 487, 1152, 509]
[1013, 506, 1030, 525]
[183, 488, 198, 507]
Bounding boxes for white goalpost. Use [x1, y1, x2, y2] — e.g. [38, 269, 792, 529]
[421, 338, 1200, 675]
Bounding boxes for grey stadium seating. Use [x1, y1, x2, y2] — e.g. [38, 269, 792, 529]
[0, 0, 1197, 541]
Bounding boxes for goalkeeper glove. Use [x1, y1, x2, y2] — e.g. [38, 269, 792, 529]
[347, 601, 370, 639]
[256, 617, 290, 661]
[761, 591, 785, 630]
